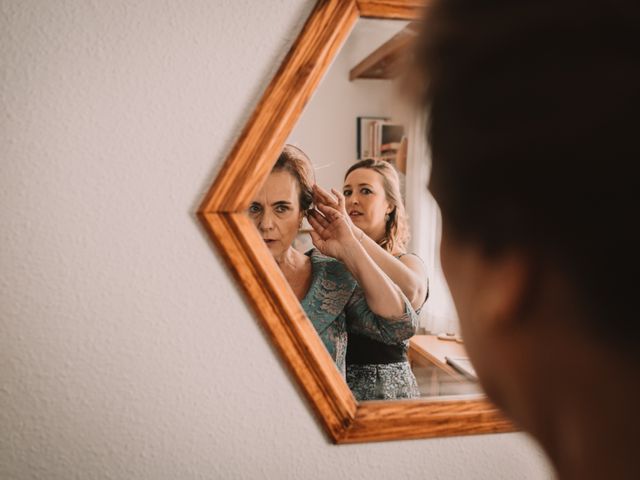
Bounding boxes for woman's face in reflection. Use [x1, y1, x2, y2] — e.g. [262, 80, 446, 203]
[248, 169, 303, 259]
[343, 168, 391, 243]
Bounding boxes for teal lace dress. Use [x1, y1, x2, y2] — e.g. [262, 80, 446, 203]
[345, 254, 427, 401]
[300, 249, 418, 378]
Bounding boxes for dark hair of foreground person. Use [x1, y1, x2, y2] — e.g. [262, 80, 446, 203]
[414, 1, 640, 478]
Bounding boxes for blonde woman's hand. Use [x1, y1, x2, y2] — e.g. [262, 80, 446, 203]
[312, 185, 364, 240]
[307, 203, 360, 261]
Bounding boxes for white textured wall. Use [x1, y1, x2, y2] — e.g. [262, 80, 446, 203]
[288, 18, 403, 191]
[0, 1, 553, 478]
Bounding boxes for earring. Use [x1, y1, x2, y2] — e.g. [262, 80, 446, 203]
[385, 213, 391, 222]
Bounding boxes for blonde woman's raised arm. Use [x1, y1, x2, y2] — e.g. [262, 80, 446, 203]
[313, 185, 428, 310]
[307, 204, 409, 319]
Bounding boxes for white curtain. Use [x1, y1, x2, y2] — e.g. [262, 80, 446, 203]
[404, 112, 460, 335]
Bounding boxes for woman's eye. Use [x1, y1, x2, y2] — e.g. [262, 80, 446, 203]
[361, 188, 372, 195]
[343, 190, 352, 197]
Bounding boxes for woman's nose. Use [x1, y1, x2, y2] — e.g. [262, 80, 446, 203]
[259, 211, 275, 231]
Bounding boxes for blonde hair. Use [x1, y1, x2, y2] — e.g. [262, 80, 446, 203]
[345, 159, 409, 254]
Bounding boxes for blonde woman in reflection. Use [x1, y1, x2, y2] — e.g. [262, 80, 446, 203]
[248, 145, 418, 378]
[313, 158, 428, 401]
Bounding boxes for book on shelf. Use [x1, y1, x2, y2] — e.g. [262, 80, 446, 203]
[356, 117, 407, 172]
[356, 116, 388, 159]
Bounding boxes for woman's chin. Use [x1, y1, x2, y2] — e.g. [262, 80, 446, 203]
[351, 216, 366, 228]
[353, 218, 375, 236]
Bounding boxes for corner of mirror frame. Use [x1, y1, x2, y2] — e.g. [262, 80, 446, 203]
[197, 0, 514, 443]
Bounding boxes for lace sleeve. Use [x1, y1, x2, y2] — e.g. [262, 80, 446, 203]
[345, 287, 418, 345]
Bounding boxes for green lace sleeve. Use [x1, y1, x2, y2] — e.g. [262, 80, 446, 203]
[345, 287, 418, 345]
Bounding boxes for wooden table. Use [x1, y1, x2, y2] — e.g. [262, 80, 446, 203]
[407, 335, 482, 397]
[409, 334, 469, 378]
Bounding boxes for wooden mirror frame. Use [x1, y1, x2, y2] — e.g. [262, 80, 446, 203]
[198, 0, 514, 443]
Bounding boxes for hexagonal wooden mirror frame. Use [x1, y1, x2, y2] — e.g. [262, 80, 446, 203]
[198, 0, 514, 443]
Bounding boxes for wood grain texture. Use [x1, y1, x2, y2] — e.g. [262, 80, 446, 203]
[199, 212, 357, 441]
[356, 0, 426, 20]
[198, 0, 516, 444]
[199, 0, 359, 213]
[341, 398, 513, 443]
[409, 334, 468, 377]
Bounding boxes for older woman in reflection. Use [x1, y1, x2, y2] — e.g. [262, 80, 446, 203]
[248, 145, 418, 379]
[313, 159, 428, 401]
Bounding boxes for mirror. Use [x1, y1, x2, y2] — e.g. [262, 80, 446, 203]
[285, 17, 481, 400]
[199, 0, 512, 443]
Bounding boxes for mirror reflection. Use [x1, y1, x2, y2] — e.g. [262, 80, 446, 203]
[249, 19, 481, 400]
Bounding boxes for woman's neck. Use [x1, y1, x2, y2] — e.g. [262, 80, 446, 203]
[274, 247, 301, 271]
[364, 227, 403, 256]
[363, 226, 386, 247]
[275, 247, 312, 301]
[503, 323, 640, 480]
[543, 362, 640, 480]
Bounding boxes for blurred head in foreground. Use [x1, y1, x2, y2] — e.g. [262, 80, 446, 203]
[416, 0, 639, 477]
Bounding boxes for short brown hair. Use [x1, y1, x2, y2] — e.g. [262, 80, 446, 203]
[273, 144, 315, 212]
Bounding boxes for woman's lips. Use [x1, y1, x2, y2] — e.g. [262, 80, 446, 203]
[349, 211, 363, 218]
